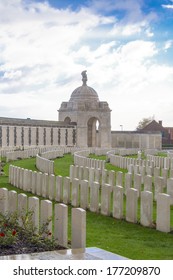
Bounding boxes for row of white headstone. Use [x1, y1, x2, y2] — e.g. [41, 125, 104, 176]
[69, 164, 173, 202]
[0, 187, 86, 249]
[108, 152, 173, 170]
[5, 146, 62, 161]
[8, 165, 172, 233]
[74, 150, 105, 169]
[36, 154, 54, 175]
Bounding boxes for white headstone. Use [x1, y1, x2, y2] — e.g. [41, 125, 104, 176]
[63, 177, 71, 204]
[156, 193, 170, 233]
[54, 203, 68, 247]
[90, 182, 100, 213]
[101, 183, 112, 216]
[140, 191, 153, 227]
[71, 178, 79, 207]
[126, 188, 138, 223]
[113, 186, 123, 219]
[71, 208, 86, 250]
[80, 180, 89, 210]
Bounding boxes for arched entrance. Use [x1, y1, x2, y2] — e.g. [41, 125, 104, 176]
[87, 117, 101, 147]
[64, 117, 71, 124]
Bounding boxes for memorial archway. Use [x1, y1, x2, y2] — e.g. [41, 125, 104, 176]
[87, 117, 101, 147]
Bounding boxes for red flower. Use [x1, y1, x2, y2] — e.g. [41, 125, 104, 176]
[0, 232, 5, 237]
[4, 223, 8, 227]
[12, 230, 17, 236]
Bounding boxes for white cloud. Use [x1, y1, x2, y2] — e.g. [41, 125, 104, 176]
[162, 0, 173, 9]
[164, 40, 173, 51]
[162, 4, 173, 9]
[0, 0, 173, 130]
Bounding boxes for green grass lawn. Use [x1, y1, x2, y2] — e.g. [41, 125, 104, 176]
[1, 154, 173, 259]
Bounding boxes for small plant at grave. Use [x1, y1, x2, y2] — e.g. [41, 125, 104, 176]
[0, 210, 58, 254]
[0, 212, 18, 248]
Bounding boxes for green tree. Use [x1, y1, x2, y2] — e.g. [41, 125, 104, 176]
[136, 116, 154, 130]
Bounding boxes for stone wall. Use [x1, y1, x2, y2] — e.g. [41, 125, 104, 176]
[0, 125, 76, 148]
[111, 131, 162, 149]
[0, 125, 162, 150]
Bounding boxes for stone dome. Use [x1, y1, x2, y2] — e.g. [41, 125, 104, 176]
[69, 70, 100, 103]
[69, 85, 99, 102]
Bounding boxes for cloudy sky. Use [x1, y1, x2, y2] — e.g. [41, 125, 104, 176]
[0, 0, 173, 130]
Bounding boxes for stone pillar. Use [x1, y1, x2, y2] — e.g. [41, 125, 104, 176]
[126, 188, 138, 223]
[90, 182, 100, 213]
[71, 178, 79, 207]
[101, 183, 112, 216]
[80, 180, 89, 210]
[54, 203, 68, 247]
[140, 191, 153, 227]
[156, 193, 170, 233]
[71, 208, 86, 249]
[63, 177, 71, 204]
[113, 186, 124, 219]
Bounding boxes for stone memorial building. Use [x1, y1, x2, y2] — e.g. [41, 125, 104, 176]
[58, 71, 111, 148]
[0, 71, 161, 149]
